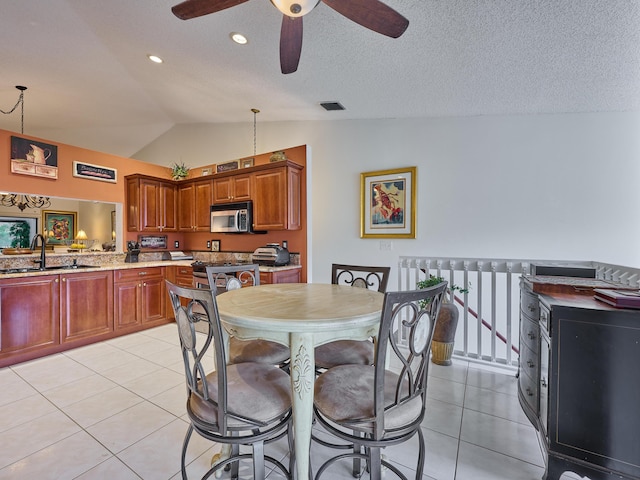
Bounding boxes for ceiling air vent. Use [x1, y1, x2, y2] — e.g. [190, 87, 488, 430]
[320, 102, 345, 111]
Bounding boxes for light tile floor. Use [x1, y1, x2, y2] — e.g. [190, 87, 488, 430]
[0, 324, 587, 479]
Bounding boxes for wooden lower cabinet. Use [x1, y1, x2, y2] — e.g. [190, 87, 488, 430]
[61, 270, 114, 343]
[0, 275, 60, 359]
[260, 268, 301, 285]
[114, 267, 166, 331]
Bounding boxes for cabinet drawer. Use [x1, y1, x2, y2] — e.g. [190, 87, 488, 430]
[520, 290, 539, 321]
[520, 315, 539, 351]
[114, 267, 165, 282]
[519, 366, 539, 415]
[519, 340, 539, 384]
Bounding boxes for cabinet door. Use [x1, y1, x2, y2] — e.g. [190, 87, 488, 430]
[213, 177, 234, 203]
[193, 180, 213, 231]
[252, 168, 288, 230]
[141, 276, 166, 323]
[140, 179, 161, 231]
[178, 183, 196, 232]
[61, 270, 113, 342]
[114, 281, 142, 330]
[213, 175, 251, 204]
[0, 275, 60, 356]
[160, 183, 177, 231]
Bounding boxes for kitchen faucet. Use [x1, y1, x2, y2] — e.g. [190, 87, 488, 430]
[30, 234, 47, 270]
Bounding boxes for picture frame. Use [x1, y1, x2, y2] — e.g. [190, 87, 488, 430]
[241, 158, 254, 168]
[211, 240, 220, 252]
[216, 160, 239, 173]
[10, 136, 59, 179]
[42, 210, 77, 245]
[360, 167, 416, 238]
[72, 161, 117, 183]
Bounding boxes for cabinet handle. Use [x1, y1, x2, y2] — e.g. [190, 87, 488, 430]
[143, 282, 147, 286]
[527, 360, 535, 368]
[527, 303, 536, 312]
[541, 378, 547, 388]
[62, 278, 66, 282]
[138, 283, 142, 287]
[139, 271, 148, 276]
[528, 331, 536, 340]
[526, 387, 534, 397]
[55, 278, 59, 283]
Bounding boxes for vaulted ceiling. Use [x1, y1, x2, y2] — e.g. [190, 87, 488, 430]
[1, 0, 638, 157]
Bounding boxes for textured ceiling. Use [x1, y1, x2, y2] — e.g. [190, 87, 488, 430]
[1, 0, 639, 157]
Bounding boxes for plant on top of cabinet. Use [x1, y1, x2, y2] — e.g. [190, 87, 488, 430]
[170, 162, 190, 180]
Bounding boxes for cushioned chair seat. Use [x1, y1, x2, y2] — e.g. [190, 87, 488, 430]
[314, 340, 374, 370]
[190, 362, 291, 428]
[229, 338, 290, 365]
[314, 364, 422, 432]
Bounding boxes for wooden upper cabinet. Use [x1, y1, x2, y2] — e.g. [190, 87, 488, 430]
[178, 179, 213, 232]
[213, 173, 251, 204]
[252, 163, 302, 231]
[126, 175, 177, 232]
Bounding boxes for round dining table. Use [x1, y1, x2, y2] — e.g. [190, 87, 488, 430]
[216, 282, 384, 480]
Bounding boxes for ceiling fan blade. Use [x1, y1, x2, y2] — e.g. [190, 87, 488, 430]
[172, 0, 249, 20]
[280, 15, 303, 74]
[321, 0, 409, 38]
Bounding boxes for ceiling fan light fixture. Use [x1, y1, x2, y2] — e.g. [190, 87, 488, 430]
[270, 0, 320, 17]
[230, 32, 248, 44]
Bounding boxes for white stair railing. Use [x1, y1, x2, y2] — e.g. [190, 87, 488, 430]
[398, 257, 640, 369]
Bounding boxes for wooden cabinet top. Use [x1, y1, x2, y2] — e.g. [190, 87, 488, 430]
[125, 160, 303, 185]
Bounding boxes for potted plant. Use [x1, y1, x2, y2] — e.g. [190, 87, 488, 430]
[170, 161, 190, 180]
[418, 275, 469, 366]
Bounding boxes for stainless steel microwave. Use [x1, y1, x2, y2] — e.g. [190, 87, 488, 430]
[210, 201, 252, 233]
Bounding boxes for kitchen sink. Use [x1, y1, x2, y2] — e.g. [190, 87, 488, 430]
[0, 267, 42, 274]
[45, 264, 99, 270]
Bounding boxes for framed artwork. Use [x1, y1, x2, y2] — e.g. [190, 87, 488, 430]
[360, 167, 416, 238]
[211, 239, 220, 252]
[216, 160, 239, 173]
[42, 210, 77, 245]
[72, 161, 117, 183]
[241, 158, 255, 168]
[10, 136, 59, 179]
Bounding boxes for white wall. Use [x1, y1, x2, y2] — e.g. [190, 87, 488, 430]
[134, 112, 640, 284]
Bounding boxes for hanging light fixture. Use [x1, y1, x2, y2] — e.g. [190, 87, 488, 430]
[270, 0, 320, 17]
[0, 86, 27, 134]
[0, 193, 51, 211]
[251, 108, 260, 157]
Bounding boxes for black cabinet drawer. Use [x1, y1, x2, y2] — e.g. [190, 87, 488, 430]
[520, 315, 539, 352]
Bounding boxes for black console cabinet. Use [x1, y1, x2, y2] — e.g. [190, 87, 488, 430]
[519, 277, 640, 480]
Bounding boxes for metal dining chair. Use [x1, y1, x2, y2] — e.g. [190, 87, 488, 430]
[313, 281, 448, 480]
[166, 281, 293, 479]
[314, 264, 391, 370]
[205, 264, 290, 367]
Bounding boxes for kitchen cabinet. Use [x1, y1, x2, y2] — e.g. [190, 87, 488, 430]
[60, 270, 114, 343]
[178, 179, 213, 231]
[252, 163, 302, 231]
[126, 175, 177, 232]
[213, 173, 251, 204]
[0, 275, 60, 361]
[260, 267, 301, 285]
[114, 267, 166, 331]
[166, 265, 193, 320]
[519, 277, 640, 480]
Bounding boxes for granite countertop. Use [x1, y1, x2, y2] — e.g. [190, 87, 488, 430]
[0, 257, 301, 279]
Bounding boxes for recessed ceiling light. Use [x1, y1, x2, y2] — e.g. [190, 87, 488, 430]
[230, 32, 248, 45]
[147, 54, 163, 64]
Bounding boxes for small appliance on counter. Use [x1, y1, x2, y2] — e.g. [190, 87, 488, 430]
[252, 243, 290, 266]
[125, 241, 140, 263]
[162, 251, 194, 261]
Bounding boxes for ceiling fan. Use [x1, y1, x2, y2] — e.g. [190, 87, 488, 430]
[171, 0, 409, 74]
